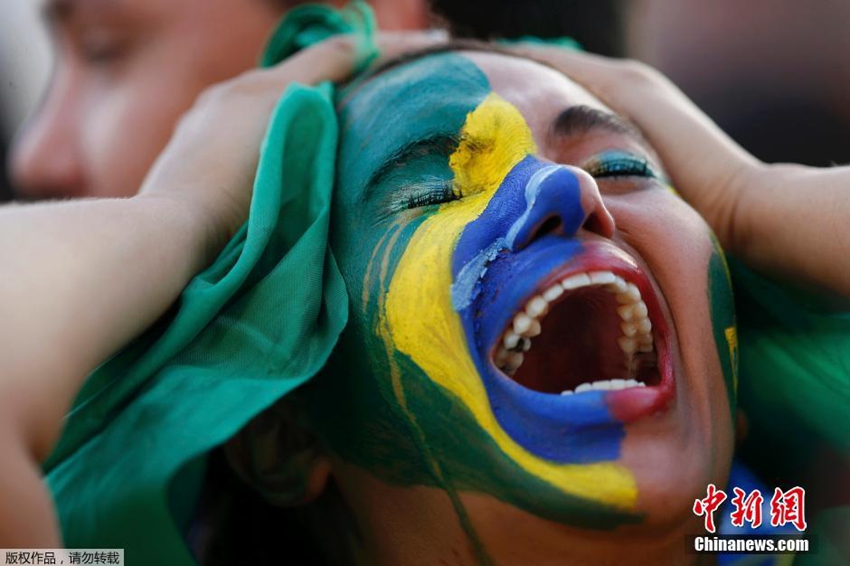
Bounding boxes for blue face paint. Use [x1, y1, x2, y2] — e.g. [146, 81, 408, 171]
[318, 56, 641, 529]
[453, 156, 625, 463]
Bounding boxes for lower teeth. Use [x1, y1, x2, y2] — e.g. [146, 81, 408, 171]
[560, 379, 646, 395]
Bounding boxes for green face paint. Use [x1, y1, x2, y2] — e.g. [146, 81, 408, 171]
[708, 235, 738, 421]
[296, 53, 639, 531]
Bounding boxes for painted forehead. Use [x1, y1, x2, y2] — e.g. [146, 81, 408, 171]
[460, 50, 611, 130]
[336, 52, 491, 202]
[336, 50, 624, 204]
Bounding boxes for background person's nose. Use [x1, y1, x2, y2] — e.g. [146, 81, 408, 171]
[9, 91, 86, 200]
[509, 164, 615, 251]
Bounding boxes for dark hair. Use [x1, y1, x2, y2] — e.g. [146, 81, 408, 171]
[339, 39, 563, 105]
[363, 39, 524, 80]
[267, 1, 627, 56]
[194, 454, 358, 566]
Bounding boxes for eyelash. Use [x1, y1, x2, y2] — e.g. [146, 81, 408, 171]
[401, 180, 459, 210]
[399, 153, 654, 210]
[78, 34, 128, 67]
[583, 154, 656, 180]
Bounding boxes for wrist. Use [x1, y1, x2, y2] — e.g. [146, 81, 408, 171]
[704, 158, 763, 258]
[727, 162, 814, 269]
[133, 191, 228, 273]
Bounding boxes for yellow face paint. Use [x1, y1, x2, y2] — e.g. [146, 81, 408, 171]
[382, 93, 637, 509]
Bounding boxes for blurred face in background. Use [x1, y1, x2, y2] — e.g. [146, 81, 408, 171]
[9, 0, 428, 201]
[11, 0, 282, 200]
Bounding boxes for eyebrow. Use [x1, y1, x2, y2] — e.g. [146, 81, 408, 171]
[550, 105, 645, 145]
[366, 134, 459, 194]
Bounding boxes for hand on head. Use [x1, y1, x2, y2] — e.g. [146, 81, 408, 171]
[513, 46, 850, 297]
[138, 32, 445, 254]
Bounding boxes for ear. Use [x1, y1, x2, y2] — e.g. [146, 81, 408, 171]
[224, 399, 332, 507]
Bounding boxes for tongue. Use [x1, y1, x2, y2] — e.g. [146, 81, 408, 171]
[511, 287, 625, 394]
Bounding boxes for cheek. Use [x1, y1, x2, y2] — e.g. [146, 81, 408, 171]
[81, 67, 211, 197]
[609, 191, 715, 298]
[613, 192, 737, 496]
[608, 191, 733, 402]
[79, 14, 266, 198]
[384, 207, 475, 385]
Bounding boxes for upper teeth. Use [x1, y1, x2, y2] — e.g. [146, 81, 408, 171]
[494, 269, 656, 393]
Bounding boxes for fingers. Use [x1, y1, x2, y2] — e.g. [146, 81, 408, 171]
[242, 31, 445, 93]
[235, 35, 361, 94]
[273, 34, 362, 84]
[230, 31, 446, 98]
[512, 46, 636, 105]
[373, 31, 448, 65]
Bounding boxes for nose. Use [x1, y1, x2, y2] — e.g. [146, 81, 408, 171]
[508, 164, 614, 251]
[9, 85, 86, 200]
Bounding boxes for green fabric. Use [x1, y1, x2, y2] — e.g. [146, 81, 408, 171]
[731, 259, 850, 565]
[733, 259, 850, 458]
[41, 0, 848, 561]
[261, 0, 377, 70]
[42, 4, 379, 564]
[497, 35, 583, 51]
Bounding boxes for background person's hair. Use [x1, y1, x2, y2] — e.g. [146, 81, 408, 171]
[428, 0, 626, 56]
[195, 397, 355, 566]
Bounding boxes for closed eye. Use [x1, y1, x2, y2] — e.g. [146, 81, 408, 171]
[582, 150, 657, 180]
[389, 178, 459, 212]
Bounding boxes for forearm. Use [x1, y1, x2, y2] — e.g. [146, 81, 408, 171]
[0, 428, 61, 545]
[0, 194, 216, 460]
[735, 163, 850, 297]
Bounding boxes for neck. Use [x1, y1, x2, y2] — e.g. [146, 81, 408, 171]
[334, 463, 712, 566]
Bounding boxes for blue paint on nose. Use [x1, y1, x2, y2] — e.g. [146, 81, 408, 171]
[505, 165, 586, 251]
[451, 155, 624, 464]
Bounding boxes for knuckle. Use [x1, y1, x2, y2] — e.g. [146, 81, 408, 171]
[197, 82, 229, 105]
[172, 109, 200, 138]
[318, 34, 356, 56]
[198, 71, 261, 104]
[237, 68, 269, 85]
[616, 59, 661, 85]
[217, 73, 256, 95]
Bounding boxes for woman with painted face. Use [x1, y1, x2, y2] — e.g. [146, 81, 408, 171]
[0, 17, 848, 566]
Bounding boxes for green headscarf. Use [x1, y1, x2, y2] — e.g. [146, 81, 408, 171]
[43, 4, 376, 564]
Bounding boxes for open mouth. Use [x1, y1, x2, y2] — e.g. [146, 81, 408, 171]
[486, 242, 672, 414]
